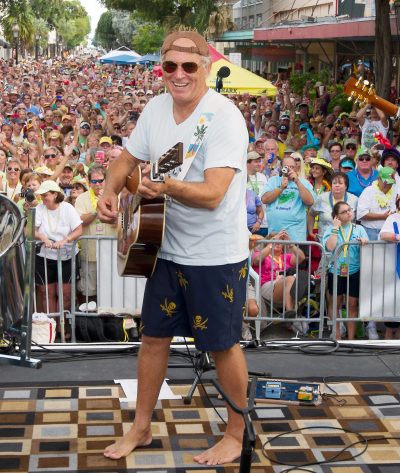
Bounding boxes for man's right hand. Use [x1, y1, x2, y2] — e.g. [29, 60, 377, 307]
[97, 192, 119, 224]
[280, 176, 289, 190]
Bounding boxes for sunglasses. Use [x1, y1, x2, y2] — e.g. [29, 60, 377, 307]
[294, 158, 302, 162]
[90, 178, 104, 184]
[162, 61, 199, 74]
[80, 125, 90, 130]
[346, 145, 356, 150]
[358, 156, 371, 162]
[44, 153, 57, 159]
[7, 167, 20, 171]
[113, 125, 121, 129]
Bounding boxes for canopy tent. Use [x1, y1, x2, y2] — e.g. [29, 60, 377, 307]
[136, 53, 160, 63]
[99, 47, 141, 64]
[206, 45, 277, 97]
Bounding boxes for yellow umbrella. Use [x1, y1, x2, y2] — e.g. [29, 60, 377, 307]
[207, 58, 277, 97]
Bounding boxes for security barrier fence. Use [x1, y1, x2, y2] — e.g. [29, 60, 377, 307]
[31, 236, 400, 343]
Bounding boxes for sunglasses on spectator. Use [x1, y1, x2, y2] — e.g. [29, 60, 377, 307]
[7, 167, 20, 171]
[162, 61, 200, 74]
[294, 158, 302, 162]
[346, 145, 356, 150]
[90, 178, 104, 184]
[44, 153, 57, 159]
[80, 125, 90, 130]
[113, 125, 121, 129]
[358, 156, 371, 161]
[393, 134, 399, 138]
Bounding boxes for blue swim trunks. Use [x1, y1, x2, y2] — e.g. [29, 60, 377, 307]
[140, 258, 248, 351]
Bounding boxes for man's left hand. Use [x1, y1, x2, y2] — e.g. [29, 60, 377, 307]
[287, 168, 299, 183]
[138, 164, 168, 199]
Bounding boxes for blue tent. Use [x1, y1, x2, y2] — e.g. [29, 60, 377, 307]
[99, 47, 141, 64]
[100, 54, 141, 65]
[137, 53, 160, 63]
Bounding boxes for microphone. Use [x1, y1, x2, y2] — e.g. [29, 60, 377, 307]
[216, 66, 231, 93]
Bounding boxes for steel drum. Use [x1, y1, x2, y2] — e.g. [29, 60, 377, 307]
[0, 194, 24, 336]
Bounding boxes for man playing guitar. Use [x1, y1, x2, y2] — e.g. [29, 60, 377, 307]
[98, 31, 249, 465]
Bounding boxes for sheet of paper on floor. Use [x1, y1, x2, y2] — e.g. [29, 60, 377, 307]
[115, 378, 182, 401]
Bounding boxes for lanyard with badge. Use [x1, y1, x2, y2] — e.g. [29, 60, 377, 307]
[339, 224, 354, 276]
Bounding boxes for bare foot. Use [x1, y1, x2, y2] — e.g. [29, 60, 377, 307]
[103, 426, 152, 460]
[193, 434, 242, 465]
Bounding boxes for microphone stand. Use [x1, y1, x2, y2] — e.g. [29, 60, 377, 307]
[212, 377, 258, 473]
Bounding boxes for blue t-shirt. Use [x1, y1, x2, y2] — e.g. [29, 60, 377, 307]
[246, 189, 262, 227]
[322, 223, 368, 275]
[347, 169, 378, 197]
[263, 176, 316, 240]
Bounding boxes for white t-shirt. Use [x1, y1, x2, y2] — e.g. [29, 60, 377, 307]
[357, 183, 397, 230]
[35, 201, 82, 261]
[379, 213, 400, 239]
[360, 119, 388, 149]
[125, 89, 249, 265]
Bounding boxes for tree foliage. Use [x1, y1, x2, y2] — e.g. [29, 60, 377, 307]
[101, 0, 218, 33]
[0, 0, 90, 51]
[93, 11, 117, 50]
[132, 22, 165, 54]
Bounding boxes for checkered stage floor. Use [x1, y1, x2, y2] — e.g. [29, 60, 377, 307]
[1, 379, 400, 472]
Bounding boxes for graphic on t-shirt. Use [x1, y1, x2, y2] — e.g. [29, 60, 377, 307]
[276, 190, 296, 209]
[363, 123, 381, 149]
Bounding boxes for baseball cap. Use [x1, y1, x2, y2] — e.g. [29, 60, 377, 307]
[247, 151, 261, 161]
[278, 124, 289, 134]
[161, 31, 210, 57]
[378, 166, 396, 184]
[80, 121, 90, 129]
[146, 90, 154, 96]
[339, 158, 355, 170]
[344, 138, 358, 148]
[63, 161, 74, 171]
[35, 180, 63, 195]
[356, 146, 371, 158]
[99, 136, 112, 145]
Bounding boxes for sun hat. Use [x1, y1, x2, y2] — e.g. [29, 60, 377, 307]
[34, 166, 54, 176]
[247, 151, 261, 161]
[99, 136, 112, 145]
[356, 146, 371, 158]
[310, 157, 333, 175]
[381, 147, 400, 166]
[35, 180, 63, 195]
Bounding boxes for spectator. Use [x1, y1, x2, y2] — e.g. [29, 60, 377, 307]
[323, 201, 368, 340]
[252, 230, 305, 322]
[34, 180, 82, 327]
[357, 166, 397, 241]
[357, 105, 389, 149]
[246, 188, 264, 234]
[342, 138, 358, 160]
[379, 195, 400, 339]
[1, 157, 22, 202]
[246, 150, 268, 236]
[347, 147, 378, 197]
[339, 157, 355, 174]
[262, 155, 315, 240]
[327, 142, 343, 172]
[263, 138, 281, 177]
[74, 165, 117, 303]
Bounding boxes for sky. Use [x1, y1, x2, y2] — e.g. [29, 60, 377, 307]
[79, 0, 107, 43]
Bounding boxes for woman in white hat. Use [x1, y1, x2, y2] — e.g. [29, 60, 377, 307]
[34, 180, 82, 331]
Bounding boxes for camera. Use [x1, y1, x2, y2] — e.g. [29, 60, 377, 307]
[366, 108, 371, 117]
[281, 166, 289, 175]
[20, 187, 35, 203]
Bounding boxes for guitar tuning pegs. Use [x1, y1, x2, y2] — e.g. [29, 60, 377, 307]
[355, 78, 362, 87]
[363, 80, 369, 86]
[347, 96, 353, 102]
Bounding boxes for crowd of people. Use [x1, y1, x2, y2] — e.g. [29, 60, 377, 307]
[1, 52, 399, 342]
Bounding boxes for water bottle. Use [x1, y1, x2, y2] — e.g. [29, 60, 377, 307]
[267, 153, 275, 164]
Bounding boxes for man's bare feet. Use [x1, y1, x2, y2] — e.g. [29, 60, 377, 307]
[193, 433, 242, 465]
[103, 426, 152, 460]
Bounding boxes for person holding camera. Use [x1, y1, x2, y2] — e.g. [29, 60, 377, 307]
[357, 105, 388, 149]
[262, 155, 316, 241]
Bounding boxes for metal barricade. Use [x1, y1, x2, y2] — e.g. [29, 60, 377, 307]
[245, 239, 326, 340]
[70, 236, 146, 343]
[330, 240, 400, 339]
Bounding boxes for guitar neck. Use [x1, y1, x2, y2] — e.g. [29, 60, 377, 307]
[344, 77, 399, 117]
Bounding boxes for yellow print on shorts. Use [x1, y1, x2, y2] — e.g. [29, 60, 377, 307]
[222, 285, 234, 303]
[176, 270, 188, 289]
[160, 298, 177, 317]
[239, 262, 248, 280]
[193, 315, 208, 331]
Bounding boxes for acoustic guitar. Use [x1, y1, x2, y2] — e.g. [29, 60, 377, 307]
[117, 142, 183, 278]
[344, 76, 399, 117]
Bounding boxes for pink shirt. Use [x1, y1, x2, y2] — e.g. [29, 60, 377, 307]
[252, 251, 293, 286]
